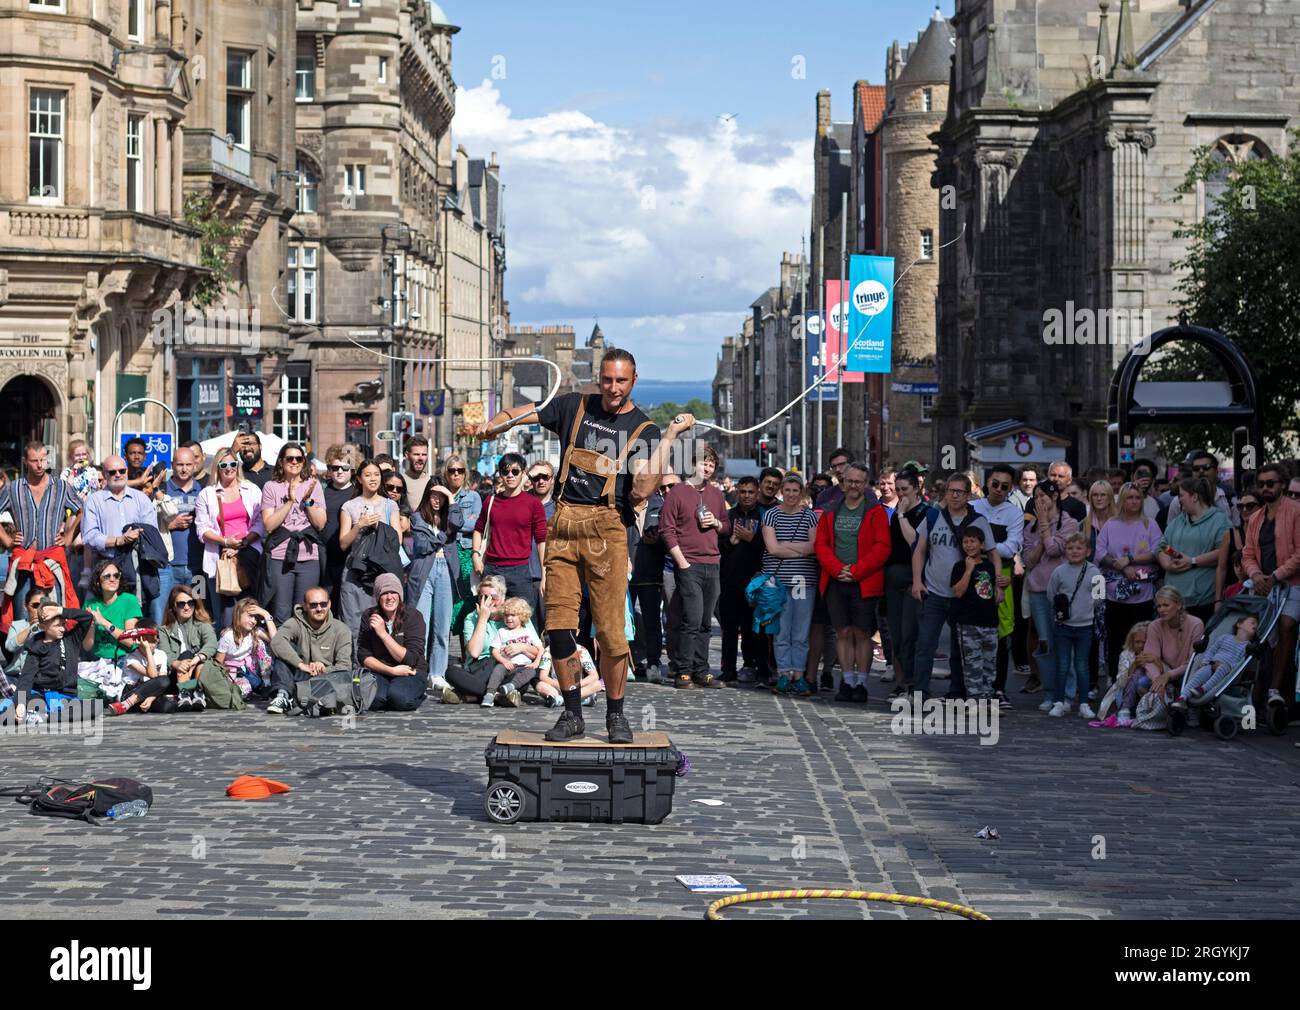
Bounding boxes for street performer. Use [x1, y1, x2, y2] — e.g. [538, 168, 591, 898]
[471, 347, 694, 743]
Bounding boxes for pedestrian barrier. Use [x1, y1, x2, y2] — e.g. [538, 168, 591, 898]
[704, 888, 991, 921]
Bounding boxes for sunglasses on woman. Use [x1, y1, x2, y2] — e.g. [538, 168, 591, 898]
[447, 467, 466, 475]
[385, 484, 404, 493]
[1241, 502, 1261, 512]
[175, 598, 194, 608]
[284, 455, 305, 464]
[101, 571, 121, 581]
[218, 461, 239, 471]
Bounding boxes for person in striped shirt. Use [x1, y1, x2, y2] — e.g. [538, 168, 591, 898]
[0, 441, 82, 622]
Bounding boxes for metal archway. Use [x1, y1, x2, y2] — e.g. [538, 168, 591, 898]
[1107, 325, 1262, 493]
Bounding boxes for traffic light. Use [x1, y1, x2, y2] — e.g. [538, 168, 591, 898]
[391, 411, 416, 448]
[518, 430, 534, 455]
[757, 437, 772, 464]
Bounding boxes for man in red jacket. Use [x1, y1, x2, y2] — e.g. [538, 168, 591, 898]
[815, 462, 890, 703]
[1242, 461, 1300, 709]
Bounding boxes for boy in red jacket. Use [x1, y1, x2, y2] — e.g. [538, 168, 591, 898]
[815, 462, 890, 702]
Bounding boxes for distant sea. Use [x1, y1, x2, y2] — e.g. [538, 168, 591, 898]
[633, 379, 714, 409]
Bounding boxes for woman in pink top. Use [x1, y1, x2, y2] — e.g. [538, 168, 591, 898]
[1116, 586, 1204, 726]
[1022, 481, 1079, 709]
[1095, 482, 1162, 682]
[261, 442, 327, 623]
[195, 446, 266, 630]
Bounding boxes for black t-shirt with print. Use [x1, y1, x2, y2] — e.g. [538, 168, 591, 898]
[950, 559, 999, 628]
[535, 392, 661, 525]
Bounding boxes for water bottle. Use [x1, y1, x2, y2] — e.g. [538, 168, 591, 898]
[104, 799, 149, 821]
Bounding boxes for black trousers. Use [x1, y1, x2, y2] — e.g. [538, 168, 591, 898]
[631, 582, 665, 669]
[483, 561, 536, 613]
[671, 563, 720, 679]
[718, 578, 766, 676]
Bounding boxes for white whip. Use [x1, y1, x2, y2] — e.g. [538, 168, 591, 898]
[344, 336, 565, 432]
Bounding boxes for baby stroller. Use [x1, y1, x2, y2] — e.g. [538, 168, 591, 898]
[1169, 585, 1288, 741]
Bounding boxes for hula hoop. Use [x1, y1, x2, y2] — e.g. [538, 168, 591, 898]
[705, 888, 991, 921]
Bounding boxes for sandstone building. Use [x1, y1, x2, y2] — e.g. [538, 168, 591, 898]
[932, 0, 1298, 468]
[879, 11, 950, 470]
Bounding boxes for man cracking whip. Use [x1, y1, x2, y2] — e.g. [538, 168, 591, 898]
[470, 347, 694, 743]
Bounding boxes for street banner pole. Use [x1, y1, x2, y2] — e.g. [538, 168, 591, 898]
[798, 239, 807, 464]
[838, 191, 846, 452]
[817, 226, 825, 471]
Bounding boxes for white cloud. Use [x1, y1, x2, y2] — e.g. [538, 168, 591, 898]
[452, 81, 812, 378]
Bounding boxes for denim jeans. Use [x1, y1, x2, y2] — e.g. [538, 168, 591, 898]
[415, 554, 454, 682]
[774, 586, 814, 674]
[911, 593, 963, 698]
[1053, 623, 1092, 705]
[155, 564, 202, 624]
[671, 562, 720, 679]
[266, 557, 323, 625]
[1027, 590, 1062, 701]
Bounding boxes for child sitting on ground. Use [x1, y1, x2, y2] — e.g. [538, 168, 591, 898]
[536, 643, 605, 708]
[215, 598, 276, 699]
[117, 617, 167, 686]
[1112, 621, 1149, 728]
[1172, 614, 1258, 710]
[484, 596, 543, 708]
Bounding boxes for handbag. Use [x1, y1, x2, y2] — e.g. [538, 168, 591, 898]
[1133, 685, 1169, 730]
[215, 492, 251, 597]
[470, 493, 495, 595]
[1054, 564, 1088, 624]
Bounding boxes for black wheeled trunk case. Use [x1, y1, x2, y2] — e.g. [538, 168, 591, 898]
[484, 730, 681, 824]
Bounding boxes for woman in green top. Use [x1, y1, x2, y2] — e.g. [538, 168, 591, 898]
[1158, 476, 1232, 624]
[84, 559, 143, 660]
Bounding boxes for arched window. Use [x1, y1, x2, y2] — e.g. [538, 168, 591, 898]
[295, 154, 320, 214]
[1205, 135, 1269, 216]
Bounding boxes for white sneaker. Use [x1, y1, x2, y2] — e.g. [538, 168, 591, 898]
[1078, 703, 1097, 719]
[430, 675, 450, 692]
[1048, 702, 1067, 718]
[1037, 699, 1054, 712]
[1116, 709, 1134, 727]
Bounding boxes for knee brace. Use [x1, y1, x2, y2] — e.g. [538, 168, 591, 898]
[547, 629, 579, 661]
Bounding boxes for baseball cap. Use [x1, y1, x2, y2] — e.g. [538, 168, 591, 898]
[226, 775, 292, 801]
[901, 460, 930, 475]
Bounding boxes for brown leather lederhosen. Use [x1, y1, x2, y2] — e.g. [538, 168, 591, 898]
[543, 396, 652, 654]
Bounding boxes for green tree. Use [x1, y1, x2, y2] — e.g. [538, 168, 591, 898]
[183, 193, 239, 309]
[648, 397, 715, 430]
[1144, 134, 1300, 461]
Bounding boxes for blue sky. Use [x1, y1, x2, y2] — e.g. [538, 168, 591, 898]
[448, 0, 949, 379]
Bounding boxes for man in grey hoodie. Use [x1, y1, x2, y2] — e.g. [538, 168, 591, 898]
[267, 585, 353, 715]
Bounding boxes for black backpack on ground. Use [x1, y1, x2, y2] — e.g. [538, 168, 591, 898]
[1, 777, 153, 822]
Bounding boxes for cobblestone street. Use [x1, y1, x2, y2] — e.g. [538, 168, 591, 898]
[4, 644, 1298, 920]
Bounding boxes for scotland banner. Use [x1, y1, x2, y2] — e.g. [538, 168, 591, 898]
[845, 255, 895, 373]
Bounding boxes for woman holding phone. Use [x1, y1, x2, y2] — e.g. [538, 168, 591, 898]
[338, 460, 404, 636]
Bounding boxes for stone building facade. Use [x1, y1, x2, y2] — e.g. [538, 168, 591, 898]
[175, 0, 296, 445]
[879, 12, 950, 470]
[290, 0, 458, 456]
[440, 144, 506, 455]
[932, 0, 1298, 470]
[710, 252, 806, 467]
[0, 0, 201, 465]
